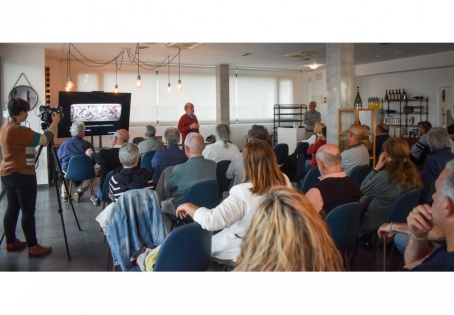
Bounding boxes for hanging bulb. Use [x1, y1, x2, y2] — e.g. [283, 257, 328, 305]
[67, 76, 74, 90]
[136, 75, 142, 88]
[167, 82, 172, 92]
[114, 84, 119, 93]
[65, 85, 70, 92]
[177, 79, 182, 91]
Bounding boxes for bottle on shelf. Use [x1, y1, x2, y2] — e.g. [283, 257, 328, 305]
[402, 89, 407, 101]
[398, 89, 401, 101]
[354, 86, 362, 109]
[384, 90, 389, 101]
[390, 90, 394, 101]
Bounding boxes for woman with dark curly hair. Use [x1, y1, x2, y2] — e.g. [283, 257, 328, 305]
[360, 137, 420, 231]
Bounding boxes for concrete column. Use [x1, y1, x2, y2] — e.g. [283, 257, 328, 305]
[216, 64, 230, 125]
[326, 43, 355, 145]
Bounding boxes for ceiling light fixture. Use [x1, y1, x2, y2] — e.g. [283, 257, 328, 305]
[307, 63, 320, 70]
[136, 44, 142, 88]
[66, 47, 74, 91]
[114, 60, 119, 93]
[177, 49, 182, 91]
[167, 56, 171, 92]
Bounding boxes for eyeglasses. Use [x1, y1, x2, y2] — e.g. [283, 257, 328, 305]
[345, 129, 356, 136]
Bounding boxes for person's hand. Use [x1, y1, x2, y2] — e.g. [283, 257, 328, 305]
[377, 223, 394, 239]
[374, 152, 386, 171]
[176, 203, 198, 219]
[51, 112, 61, 124]
[191, 122, 199, 129]
[85, 148, 94, 156]
[407, 204, 433, 239]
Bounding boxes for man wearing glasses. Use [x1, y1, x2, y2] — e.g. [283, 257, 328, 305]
[341, 124, 369, 175]
[303, 101, 321, 140]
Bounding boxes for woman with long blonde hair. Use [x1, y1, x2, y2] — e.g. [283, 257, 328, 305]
[235, 186, 343, 271]
[176, 139, 291, 262]
[360, 137, 420, 231]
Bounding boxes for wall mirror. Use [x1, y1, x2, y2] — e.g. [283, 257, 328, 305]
[9, 85, 39, 111]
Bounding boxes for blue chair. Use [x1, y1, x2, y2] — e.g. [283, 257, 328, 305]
[349, 164, 371, 188]
[300, 167, 321, 193]
[325, 202, 362, 270]
[216, 160, 232, 201]
[274, 143, 289, 165]
[382, 188, 422, 270]
[153, 222, 212, 271]
[140, 150, 156, 172]
[65, 154, 95, 209]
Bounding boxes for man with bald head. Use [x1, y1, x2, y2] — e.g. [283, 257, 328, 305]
[86, 129, 130, 206]
[305, 144, 362, 217]
[160, 132, 216, 232]
[178, 102, 199, 143]
[341, 124, 370, 175]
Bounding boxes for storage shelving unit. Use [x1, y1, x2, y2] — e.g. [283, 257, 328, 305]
[273, 104, 307, 147]
[381, 97, 428, 137]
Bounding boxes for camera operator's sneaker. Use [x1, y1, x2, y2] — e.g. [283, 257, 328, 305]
[90, 195, 100, 206]
[73, 191, 84, 202]
[6, 239, 27, 252]
[28, 244, 52, 258]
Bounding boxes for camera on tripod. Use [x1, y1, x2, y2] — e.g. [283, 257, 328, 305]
[39, 105, 64, 125]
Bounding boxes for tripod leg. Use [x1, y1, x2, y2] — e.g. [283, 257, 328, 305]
[0, 233, 5, 246]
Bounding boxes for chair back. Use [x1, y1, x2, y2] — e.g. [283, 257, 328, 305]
[300, 167, 321, 193]
[133, 137, 145, 145]
[216, 160, 232, 200]
[183, 179, 220, 209]
[387, 188, 422, 223]
[349, 164, 370, 188]
[294, 142, 309, 155]
[66, 154, 95, 181]
[293, 153, 307, 182]
[140, 150, 156, 172]
[101, 170, 116, 204]
[274, 143, 289, 165]
[154, 222, 212, 271]
[325, 202, 362, 252]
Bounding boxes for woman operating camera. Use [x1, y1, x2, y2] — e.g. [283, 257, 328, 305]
[0, 98, 60, 258]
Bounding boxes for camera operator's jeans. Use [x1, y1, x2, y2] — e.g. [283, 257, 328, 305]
[2, 173, 38, 247]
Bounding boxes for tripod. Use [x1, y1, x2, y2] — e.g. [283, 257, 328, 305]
[35, 125, 82, 260]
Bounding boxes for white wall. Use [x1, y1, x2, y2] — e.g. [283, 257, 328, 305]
[1, 46, 49, 185]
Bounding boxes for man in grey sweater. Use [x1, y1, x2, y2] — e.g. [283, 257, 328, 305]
[341, 124, 369, 175]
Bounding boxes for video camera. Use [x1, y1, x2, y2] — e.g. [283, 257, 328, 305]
[39, 105, 64, 125]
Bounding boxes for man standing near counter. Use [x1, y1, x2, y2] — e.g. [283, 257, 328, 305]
[303, 101, 321, 140]
[178, 102, 199, 143]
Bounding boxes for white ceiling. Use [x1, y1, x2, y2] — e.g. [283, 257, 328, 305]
[6, 42, 454, 71]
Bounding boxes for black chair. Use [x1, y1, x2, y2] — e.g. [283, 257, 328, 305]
[140, 150, 156, 172]
[300, 167, 321, 193]
[101, 170, 116, 209]
[216, 160, 232, 201]
[133, 137, 145, 145]
[273, 143, 289, 165]
[325, 202, 362, 270]
[294, 142, 309, 154]
[382, 188, 422, 271]
[153, 222, 212, 271]
[349, 164, 371, 188]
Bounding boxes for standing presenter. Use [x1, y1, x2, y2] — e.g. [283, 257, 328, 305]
[0, 98, 60, 258]
[178, 102, 199, 143]
[303, 101, 321, 140]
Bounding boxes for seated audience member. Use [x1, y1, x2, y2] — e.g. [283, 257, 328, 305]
[160, 132, 217, 232]
[151, 127, 187, 184]
[234, 186, 343, 271]
[226, 124, 271, 186]
[176, 139, 291, 262]
[410, 120, 432, 166]
[374, 123, 390, 165]
[305, 124, 326, 172]
[202, 124, 239, 162]
[95, 143, 153, 232]
[300, 122, 324, 146]
[400, 160, 454, 271]
[360, 137, 420, 232]
[86, 129, 129, 206]
[419, 127, 454, 205]
[109, 143, 153, 201]
[305, 144, 362, 217]
[137, 125, 164, 156]
[341, 124, 369, 175]
[447, 124, 454, 153]
[57, 121, 96, 202]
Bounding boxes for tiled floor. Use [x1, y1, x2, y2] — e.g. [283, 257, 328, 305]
[0, 180, 405, 272]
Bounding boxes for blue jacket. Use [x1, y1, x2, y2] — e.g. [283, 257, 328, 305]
[106, 189, 165, 271]
[151, 144, 188, 184]
[57, 137, 94, 171]
[420, 147, 454, 205]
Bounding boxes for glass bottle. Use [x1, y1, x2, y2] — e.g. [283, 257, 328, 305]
[385, 90, 389, 101]
[354, 87, 362, 109]
[402, 89, 407, 101]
